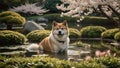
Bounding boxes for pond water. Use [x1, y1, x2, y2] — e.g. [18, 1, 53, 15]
[0, 40, 119, 61]
[25, 40, 120, 61]
[25, 46, 90, 62]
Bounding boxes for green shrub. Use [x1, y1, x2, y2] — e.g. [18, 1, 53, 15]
[1, 56, 120, 68]
[69, 28, 81, 38]
[114, 31, 120, 42]
[27, 30, 51, 43]
[0, 11, 26, 30]
[0, 30, 26, 45]
[0, 56, 107, 68]
[81, 16, 116, 28]
[77, 61, 106, 68]
[95, 56, 120, 68]
[101, 28, 119, 39]
[80, 26, 106, 38]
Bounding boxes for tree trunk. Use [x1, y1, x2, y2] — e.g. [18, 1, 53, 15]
[7, 24, 12, 30]
[108, 5, 120, 19]
[108, 5, 120, 29]
[98, 5, 120, 28]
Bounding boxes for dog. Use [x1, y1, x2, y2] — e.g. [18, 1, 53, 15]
[27, 20, 70, 54]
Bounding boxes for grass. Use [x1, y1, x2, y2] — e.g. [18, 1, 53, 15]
[0, 55, 120, 68]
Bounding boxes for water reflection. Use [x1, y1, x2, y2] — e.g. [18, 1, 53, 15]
[25, 40, 120, 61]
[25, 45, 91, 61]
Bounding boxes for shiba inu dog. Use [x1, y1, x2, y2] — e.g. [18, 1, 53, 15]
[27, 20, 70, 54]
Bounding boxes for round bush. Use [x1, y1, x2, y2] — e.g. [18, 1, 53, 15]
[114, 31, 120, 42]
[80, 26, 106, 38]
[69, 28, 81, 38]
[0, 30, 26, 45]
[101, 28, 119, 39]
[0, 11, 26, 30]
[27, 30, 51, 43]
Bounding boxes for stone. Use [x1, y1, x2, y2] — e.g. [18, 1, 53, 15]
[36, 17, 48, 22]
[23, 20, 44, 33]
[110, 42, 120, 48]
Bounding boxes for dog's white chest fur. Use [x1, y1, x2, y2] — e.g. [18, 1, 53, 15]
[50, 33, 69, 53]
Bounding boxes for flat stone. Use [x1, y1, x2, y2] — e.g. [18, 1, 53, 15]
[67, 50, 80, 56]
[110, 43, 120, 46]
[32, 54, 49, 57]
[0, 51, 26, 56]
[80, 51, 90, 54]
[0, 45, 27, 52]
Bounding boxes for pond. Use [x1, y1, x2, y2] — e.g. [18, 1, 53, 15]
[0, 40, 119, 61]
[25, 44, 91, 62]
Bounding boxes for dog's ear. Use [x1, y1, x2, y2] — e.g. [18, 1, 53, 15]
[63, 20, 68, 26]
[52, 21, 57, 26]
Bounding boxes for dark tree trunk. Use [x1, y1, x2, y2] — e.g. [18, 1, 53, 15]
[7, 24, 12, 30]
[98, 5, 120, 29]
[108, 5, 120, 29]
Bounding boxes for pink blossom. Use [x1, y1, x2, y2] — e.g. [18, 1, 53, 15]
[56, 0, 120, 21]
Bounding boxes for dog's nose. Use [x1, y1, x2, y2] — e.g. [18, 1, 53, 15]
[58, 31, 61, 34]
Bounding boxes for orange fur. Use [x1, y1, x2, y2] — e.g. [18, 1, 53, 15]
[38, 20, 69, 53]
[39, 37, 55, 53]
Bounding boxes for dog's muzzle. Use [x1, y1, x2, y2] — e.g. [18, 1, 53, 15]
[57, 31, 64, 36]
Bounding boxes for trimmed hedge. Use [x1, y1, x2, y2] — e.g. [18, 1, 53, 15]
[1, 56, 120, 68]
[80, 26, 106, 38]
[81, 16, 116, 28]
[101, 28, 119, 39]
[114, 31, 120, 42]
[26, 30, 51, 43]
[69, 28, 81, 38]
[0, 30, 26, 45]
[0, 11, 26, 30]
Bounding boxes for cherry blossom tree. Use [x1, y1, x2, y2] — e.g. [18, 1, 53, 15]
[56, 0, 120, 28]
[9, 3, 48, 16]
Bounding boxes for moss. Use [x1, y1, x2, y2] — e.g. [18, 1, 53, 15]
[114, 31, 120, 42]
[0, 11, 26, 29]
[1, 55, 120, 68]
[101, 28, 119, 39]
[26, 30, 51, 43]
[0, 30, 26, 45]
[95, 56, 120, 68]
[69, 28, 81, 38]
[0, 56, 108, 68]
[80, 26, 106, 38]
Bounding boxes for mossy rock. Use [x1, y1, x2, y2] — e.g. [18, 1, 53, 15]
[0, 30, 26, 45]
[80, 26, 106, 38]
[26, 30, 51, 43]
[101, 28, 119, 39]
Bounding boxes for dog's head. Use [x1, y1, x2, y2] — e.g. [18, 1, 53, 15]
[52, 20, 69, 38]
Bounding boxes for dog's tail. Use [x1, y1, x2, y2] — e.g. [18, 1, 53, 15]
[26, 43, 43, 53]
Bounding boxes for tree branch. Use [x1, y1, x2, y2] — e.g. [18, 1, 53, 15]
[108, 5, 120, 19]
[98, 5, 119, 26]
